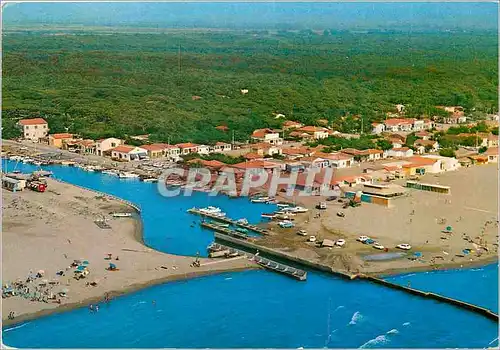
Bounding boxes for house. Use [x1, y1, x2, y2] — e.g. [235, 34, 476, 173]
[110, 145, 148, 161]
[296, 126, 330, 139]
[385, 147, 414, 158]
[415, 131, 432, 140]
[187, 159, 226, 170]
[48, 133, 75, 149]
[282, 121, 304, 130]
[69, 139, 96, 154]
[414, 139, 439, 153]
[487, 134, 498, 148]
[316, 152, 354, 168]
[422, 155, 460, 172]
[299, 156, 329, 169]
[251, 143, 282, 157]
[437, 106, 464, 114]
[231, 159, 281, 175]
[288, 131, 314, 140]
[96, 138, 123, 156]
[484, 147, 499, 163]
[176, 143, 199, 155]
[18, 118, 49, 142]
[240, 89, 249, 95]
[197, 145, 212, 155]
[251, 128, 283, 145]
[164, 145, 181, 161]
[281, 147, 314, 160]
[244, 152, 264, 161]
[371, 122, 386, 134]
[213, 142, 232, 153]
[284, 161, 306, 173]
[141, 144, 167, 159]
[215, 125, 229, 132]
[383, 118, 415, 132]
[395, 104, 405, 114]
[340, 148, 384, 162]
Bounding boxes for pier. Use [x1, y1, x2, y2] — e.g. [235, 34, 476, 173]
[212, 231, 499, 322]
[201, 222, 251, 240]
[187, 208, 270, 235]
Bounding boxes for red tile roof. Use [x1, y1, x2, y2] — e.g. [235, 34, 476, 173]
[297, 126, 328, 133]
[176, 143, 199, 149]
[50, 133, 73, 139]
[215, 141, 231, 146]
[187, 159, 226, 168]
[110, 145, 136, 153]
[384, 118, 415, 126]
[232, 160, 281, 170]
[484, 147, 499, 156]
[19, 118, 48, 125]
[392, 147, 411, 152]
[244, 152, 263, 160]
[283, 120, 303, 127]
[251, 128, 279, 138]
[215, 125, 229, 131]
[141, 144, 167, 151]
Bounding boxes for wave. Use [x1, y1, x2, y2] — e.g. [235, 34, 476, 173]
[224, 277, 233, 281]
[334, 305, 345, 312]
[402, 322, 411, 326]
[359, 335, 389, 348]
[349, 311, 363, 325]
[386, 329, 399, 335]
[3, 323, 29, 332]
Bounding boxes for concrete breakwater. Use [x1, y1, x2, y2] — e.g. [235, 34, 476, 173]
[214, 232, 499, 322]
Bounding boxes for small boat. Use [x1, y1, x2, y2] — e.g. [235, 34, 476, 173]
[261, 213, 276, 219]
[289, 206, 308, 213]
[33, 170, 53, 177]
[112, 212, 132, 218]
[102, 170, 119, 176]
[142, 178, 158, 183]
[277, 203, 291, 208]
[61, 161, 76, 166]
[118, 172, 139, 178]
[214, 223, 230, 228]
[251, 197, 269, 203]
[236, 218, 249, 225]
[236, 227, 248, 234]
[279, 220, 295, 228]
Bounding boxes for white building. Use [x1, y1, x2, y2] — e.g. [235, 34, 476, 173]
[385, 147, 414, 158]
[251, 128, 283, 145]
[18, 118, 49, 142]
[110, 145, 148, 161]
[96, 138, 123, 156]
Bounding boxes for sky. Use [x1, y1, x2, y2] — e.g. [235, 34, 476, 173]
[2, 2, 498, 31]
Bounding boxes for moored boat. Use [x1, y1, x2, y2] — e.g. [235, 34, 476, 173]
[261, 213, 276, 219]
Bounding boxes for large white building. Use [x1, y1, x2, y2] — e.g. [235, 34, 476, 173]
[18, 118, 49, 142]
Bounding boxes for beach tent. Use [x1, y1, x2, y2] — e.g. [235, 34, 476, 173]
[76, 266, 87, 272]
[82, 260, 90, 265]
[413, 252, 423, 258]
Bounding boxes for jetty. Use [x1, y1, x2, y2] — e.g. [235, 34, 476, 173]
[207, 242, 307, 281]
[212, 231, 499, 322]
[187, 208, 270, 235]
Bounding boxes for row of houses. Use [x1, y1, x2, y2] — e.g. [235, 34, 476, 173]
[372, 118, 434, 134]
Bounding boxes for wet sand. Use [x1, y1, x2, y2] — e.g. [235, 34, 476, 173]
[261, 164, 499, 276]
[2, 179, 255, 326]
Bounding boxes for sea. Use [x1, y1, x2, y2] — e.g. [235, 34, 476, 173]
[1, 159, 498, 348]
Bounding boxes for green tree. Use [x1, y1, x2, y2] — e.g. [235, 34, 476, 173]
[439, 148, 457, 158]
[376, 139, 393, 151]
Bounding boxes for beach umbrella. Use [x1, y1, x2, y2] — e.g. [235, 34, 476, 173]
[413, 252, 422, 258]
[109, 263, 116, 269]
[82, 260, 90, 265]
[446, 226, 452, 232]
[37, 270, 45, 275]
[76, 265, 87, 271]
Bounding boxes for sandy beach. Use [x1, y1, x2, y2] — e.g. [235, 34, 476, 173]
[260, 164, 499, 276]
[2, 178, 255, 326]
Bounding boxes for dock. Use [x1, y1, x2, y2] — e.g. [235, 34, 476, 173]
[201, 222, 251, 240]
[187, 208, 270, 235]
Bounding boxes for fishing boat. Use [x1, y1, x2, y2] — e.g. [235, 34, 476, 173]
[236, 218, 249, 225]
[235, 227, 249, 234]
[277, 203, 291, 208]
[112, 212, 132, 218]
[33, 170, 53, 177]
[214, 222, 230, 228]
[278, 220, 295, 228]
[61, 161, 76, 166]
[289, 206, 308, 213]
[261, 213, 276, 219]
[102, 170, 119, 176]
[141, 178, 158, 183]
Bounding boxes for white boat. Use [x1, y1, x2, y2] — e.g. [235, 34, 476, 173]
[357, 235, 370, 243]
[142, 178, 158, 183]
[279, 220, 295, 228]
[236, 218, 249, 225]
[373, 242, 385, 250]
[277, 203, 291, 208]
[261, 213, 276, 219]
[118, 172, 139, 178]
[251, 197, 269, 203]
[112, 212, 132, 218]
[289, 206, 308, 213]
[9, 156, 23, 161]
[102, 170, 119, 176]
[199, 206, 222, 214]
[61, 161, 76, 166]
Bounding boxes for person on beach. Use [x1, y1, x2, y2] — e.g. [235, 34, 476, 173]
[95, 305, 99, 312]
[89, 304, 94, 312]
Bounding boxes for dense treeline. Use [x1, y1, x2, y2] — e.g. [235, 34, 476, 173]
[2, 30, 498, 143]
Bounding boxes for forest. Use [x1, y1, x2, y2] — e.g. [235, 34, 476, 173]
[2, 29, 498, 143]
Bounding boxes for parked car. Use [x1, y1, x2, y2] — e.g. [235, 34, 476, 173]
[373, 242, 385, 250]
[357, 235, 370, 243]
[396, 243, 412, 250]
[297, 230, 308, 236]
[308, 236, 317, 243]
[335, 239, 346, 247]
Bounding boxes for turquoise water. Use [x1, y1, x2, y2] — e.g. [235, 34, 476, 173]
[2, 160, 498, 348]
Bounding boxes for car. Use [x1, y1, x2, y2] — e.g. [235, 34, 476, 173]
[308, 236, 317, 243]
[357, 235, 370, 243]
[396, 243, 412, 250]
[364, 238, 375, 245]
[373, 242, 385, 250]
[297, 230, 308, 236]
[335, 239, 346, 247]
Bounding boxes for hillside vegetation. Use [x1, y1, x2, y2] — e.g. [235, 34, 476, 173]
[2, 30, 498, 143]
